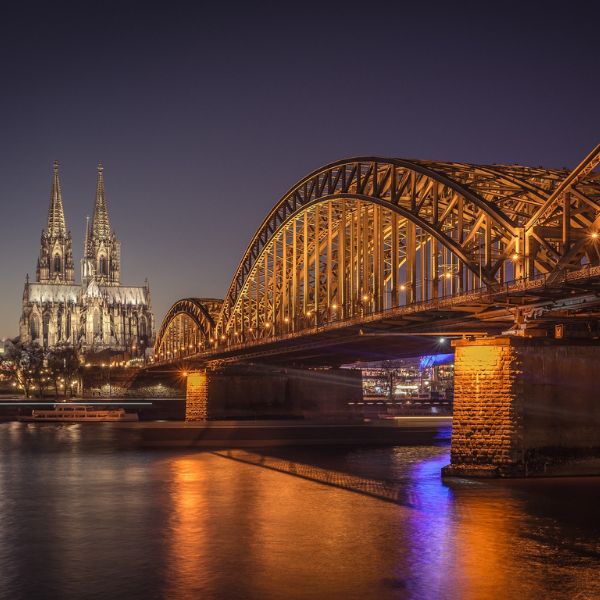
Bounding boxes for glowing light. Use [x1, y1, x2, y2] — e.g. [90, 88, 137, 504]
[182, 371, 188, 377]
[284, 317, 289, 323]
[591, 231, 599, 240]
[331, 304, 338, 310]
[400, 284, 406, 291]
[445, 272, 452, 279]
[511, 253, 519, 261]
[439, 337, 446, 343]
[362, 294, 369, 302]
[265, 322, 271, 328]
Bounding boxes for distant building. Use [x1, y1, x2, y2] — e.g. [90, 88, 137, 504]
[19, 162, 154, 354]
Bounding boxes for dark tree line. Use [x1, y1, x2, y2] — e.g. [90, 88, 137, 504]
[0, 341, 81, 398]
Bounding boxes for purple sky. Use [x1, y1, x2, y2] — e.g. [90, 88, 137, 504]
[0, 1, 597, 338]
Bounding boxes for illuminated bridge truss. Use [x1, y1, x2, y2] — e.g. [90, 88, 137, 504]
[215, 149, 600, 344]
[155, 298, 222, 361]
[155, 145, 600, 357]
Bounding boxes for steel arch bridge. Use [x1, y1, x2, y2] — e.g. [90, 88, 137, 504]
[155, 145, 600, 361]
[154, 298, 222, 361]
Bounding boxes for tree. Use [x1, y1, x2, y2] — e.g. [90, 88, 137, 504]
[0, 349, 17, 387]
[5, 341, 44, 398]
[47, 345, 81, 398]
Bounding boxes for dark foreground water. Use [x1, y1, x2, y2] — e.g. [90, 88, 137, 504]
[1, 423, 599, 600]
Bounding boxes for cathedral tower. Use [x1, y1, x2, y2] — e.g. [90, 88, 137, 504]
[36, 161, 75, 284]
[81, 163, 121, 286]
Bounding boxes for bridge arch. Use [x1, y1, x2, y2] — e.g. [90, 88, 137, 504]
[154, 298, 222, 361]
[214, 156, 600, 343]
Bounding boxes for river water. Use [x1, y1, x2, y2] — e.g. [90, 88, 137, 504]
[0, 422, 599, 600]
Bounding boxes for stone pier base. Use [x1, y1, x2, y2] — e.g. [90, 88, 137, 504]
[185, 364, 363, 421]
[443, 337, 600, 478]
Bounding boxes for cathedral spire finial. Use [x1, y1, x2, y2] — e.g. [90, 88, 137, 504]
[47, 160, 67, 237]
[84, 215, 91, 254]
[91, 161, 111, 239]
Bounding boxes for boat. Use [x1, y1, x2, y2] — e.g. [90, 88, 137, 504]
[19, 405, 139, 422]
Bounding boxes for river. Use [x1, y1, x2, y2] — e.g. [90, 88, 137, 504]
[0, 422, 599, 599]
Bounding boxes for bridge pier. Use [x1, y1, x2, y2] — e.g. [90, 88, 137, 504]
[185, 369, 209, 420]
[443, 336, 600, 478]
[185, 365, 362, 421]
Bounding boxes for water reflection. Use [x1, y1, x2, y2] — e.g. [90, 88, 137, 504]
[0, 424, 599, 600]
[163, 457, 211, 598]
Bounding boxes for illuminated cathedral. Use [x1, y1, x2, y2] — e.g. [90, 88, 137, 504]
[19, 162, 154, 354]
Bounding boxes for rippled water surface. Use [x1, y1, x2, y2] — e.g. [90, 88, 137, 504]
[1, 422, 599, 600]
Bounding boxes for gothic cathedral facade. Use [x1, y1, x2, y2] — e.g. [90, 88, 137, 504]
[19, 162, 154, 355]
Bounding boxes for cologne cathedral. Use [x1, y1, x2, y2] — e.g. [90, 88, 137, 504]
[19, 162, 154, 354]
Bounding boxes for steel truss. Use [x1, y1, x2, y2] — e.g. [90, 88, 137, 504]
[154, 298, 222, 361]
[156, 146, 600, 355]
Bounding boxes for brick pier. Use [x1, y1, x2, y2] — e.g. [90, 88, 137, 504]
[185, 370, 209, 421]
[184, 365, 363, 421]
[443, 336, 600, 478]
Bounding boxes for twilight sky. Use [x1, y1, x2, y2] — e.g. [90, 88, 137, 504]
[0, 1, 597, 338]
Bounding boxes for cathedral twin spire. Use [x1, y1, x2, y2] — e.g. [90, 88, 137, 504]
[37, 161, 74, 284]
[84, 162, 121, 286]
[47, 160, 67, 237]
[91, 162, 111, 240]
[37, 161, 120, 287]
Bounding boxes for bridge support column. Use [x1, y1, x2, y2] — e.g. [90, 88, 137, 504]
[185, 369, 209, 421]
[185, 364, 362, 420]
[443, 337, 600, 478]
